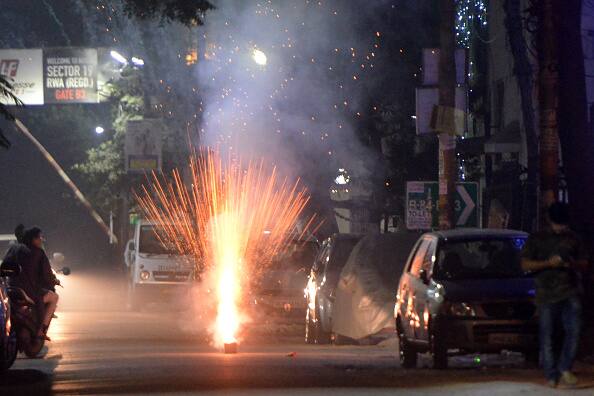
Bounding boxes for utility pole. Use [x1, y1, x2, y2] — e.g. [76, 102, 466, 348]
[537, 0, 560, 218]
[437, 0, 457, 229]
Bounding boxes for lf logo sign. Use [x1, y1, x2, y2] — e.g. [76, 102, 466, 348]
[0, 59, 19, 78]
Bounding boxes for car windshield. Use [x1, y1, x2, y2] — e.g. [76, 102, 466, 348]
[138, 226, 179, 255]
[271, 241, 318, 271]
[433, 237, 527, 280]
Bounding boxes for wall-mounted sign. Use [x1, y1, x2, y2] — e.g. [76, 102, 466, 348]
[43, 48, 98, 104]
[0, 49, 43, 105]
[406, 181, 479, 230]
[125, 119, 163, 173]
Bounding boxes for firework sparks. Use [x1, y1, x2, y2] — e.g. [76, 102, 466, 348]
[136, 148, 313, 349]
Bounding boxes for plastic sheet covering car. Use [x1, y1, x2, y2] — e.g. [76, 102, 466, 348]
[332, 232, 419, 340]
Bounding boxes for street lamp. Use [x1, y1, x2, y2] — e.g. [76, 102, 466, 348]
[131, 57, 145, 67]
[95, 126, 105, 134]
[252, 49, 267, 66]
[110, 50, 128, 65]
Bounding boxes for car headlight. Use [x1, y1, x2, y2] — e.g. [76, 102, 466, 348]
[140, 270, 151, 281]
[448, 302, 477, 317]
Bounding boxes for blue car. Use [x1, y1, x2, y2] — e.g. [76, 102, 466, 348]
[395, 229, 537, 369]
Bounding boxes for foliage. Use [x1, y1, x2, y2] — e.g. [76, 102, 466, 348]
[73, 138, 126, 213]
[0, 75, 24, 148]
[122, 0, 214, 26]
[73, 68, 144, 212]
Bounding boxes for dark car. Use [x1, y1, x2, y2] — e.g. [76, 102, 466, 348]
[395, 229, 537, 369]
[304, 233, 362, 344]
[254, 236, 319, 318]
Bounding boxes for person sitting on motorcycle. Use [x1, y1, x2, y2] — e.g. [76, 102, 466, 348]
[20, 227, 60, 341]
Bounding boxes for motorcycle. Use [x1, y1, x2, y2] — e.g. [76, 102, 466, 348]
[0, 260, 70, 362]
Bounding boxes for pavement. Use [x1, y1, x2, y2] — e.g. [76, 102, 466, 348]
[2, 271, 594, 395]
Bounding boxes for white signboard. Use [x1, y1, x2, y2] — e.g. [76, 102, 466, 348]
[125, 119, 163, 173]
[422, 48, 468, 86]
[0, 49, 43, 105]
[415, 86, 467, 135]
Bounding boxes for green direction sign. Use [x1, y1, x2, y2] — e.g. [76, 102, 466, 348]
[406, 181, 479, 230]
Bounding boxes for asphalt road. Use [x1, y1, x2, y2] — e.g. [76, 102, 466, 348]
[3, 271, 594, 395]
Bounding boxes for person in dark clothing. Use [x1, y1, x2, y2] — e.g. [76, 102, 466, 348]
[1, 224, 30, 278]
[521, 203, 589, 388]
[18, 227, 60, 340]
[14, 223, 25, 243]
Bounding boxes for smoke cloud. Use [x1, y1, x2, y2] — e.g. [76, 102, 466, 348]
[196, 0, 394, 191]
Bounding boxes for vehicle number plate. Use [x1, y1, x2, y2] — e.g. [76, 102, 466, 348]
[488, 333, 522, 345]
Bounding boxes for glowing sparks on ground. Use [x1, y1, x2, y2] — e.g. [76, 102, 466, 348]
[136, 148, 314, 349]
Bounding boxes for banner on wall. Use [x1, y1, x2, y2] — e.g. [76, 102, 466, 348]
[0, 49, 44, 105]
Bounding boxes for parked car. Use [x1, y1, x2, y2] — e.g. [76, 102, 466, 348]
[332, 232, 419, 343]
[253, 235, 319, 318]
[305, 233, 362, 344]
[395, 229, 537, 369]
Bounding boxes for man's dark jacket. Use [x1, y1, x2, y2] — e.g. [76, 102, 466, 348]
[3, 244, 58, 301]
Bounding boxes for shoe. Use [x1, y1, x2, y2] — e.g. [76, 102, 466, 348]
[559, 371, 578, 388]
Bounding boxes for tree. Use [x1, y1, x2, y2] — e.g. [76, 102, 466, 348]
[503, 0, 539, 231]
[0, 75, 23, 148]
[122, 0, 214, 26]
[554, 0, 594, 237]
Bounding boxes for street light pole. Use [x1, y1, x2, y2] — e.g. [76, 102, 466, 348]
[14, 118, 118, 243]
[437, 0, 457, 230]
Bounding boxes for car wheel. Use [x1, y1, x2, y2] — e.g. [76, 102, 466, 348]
[430, 330, 448, 369]
[314, 304, 331, 344]
[305, 308, 315, 344]
[0, 327, 17, 372]
[397, 320, 417, 368]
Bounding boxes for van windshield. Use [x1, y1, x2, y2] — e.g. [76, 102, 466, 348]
[433, 237, 527, 280]
[139, 226, 178, 255]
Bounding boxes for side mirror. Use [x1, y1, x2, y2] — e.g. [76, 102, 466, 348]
[0, 261, 21, 277]
[53, 252, 65, 264]
[419, 269, 430, 285]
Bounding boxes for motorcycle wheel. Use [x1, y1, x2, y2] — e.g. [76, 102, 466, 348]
[20, 329, 45, 359]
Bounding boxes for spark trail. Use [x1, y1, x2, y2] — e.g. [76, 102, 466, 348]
[136, 148, 314, 347]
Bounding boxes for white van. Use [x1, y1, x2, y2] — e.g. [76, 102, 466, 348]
[124, 220, 194, 310]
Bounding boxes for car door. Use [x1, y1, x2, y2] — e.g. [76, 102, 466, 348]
[415, 237, 437, 341]
[400, 238, 431, 340]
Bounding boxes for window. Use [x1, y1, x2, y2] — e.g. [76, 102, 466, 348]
[433, 237, 526, 280]
[409, 239, 431, 277]
[421, 239, 436, 276]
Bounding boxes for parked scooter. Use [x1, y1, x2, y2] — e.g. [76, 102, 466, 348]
[0, 260, 70, 362]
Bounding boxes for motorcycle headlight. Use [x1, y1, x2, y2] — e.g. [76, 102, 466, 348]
[140, 270, 151, 281]
[448, 302, 477, 317]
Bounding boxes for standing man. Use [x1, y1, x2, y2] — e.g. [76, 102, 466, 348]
[521, 202, 588, 388]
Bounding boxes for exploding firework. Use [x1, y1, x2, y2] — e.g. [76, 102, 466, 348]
[136, 148, 314, 348]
